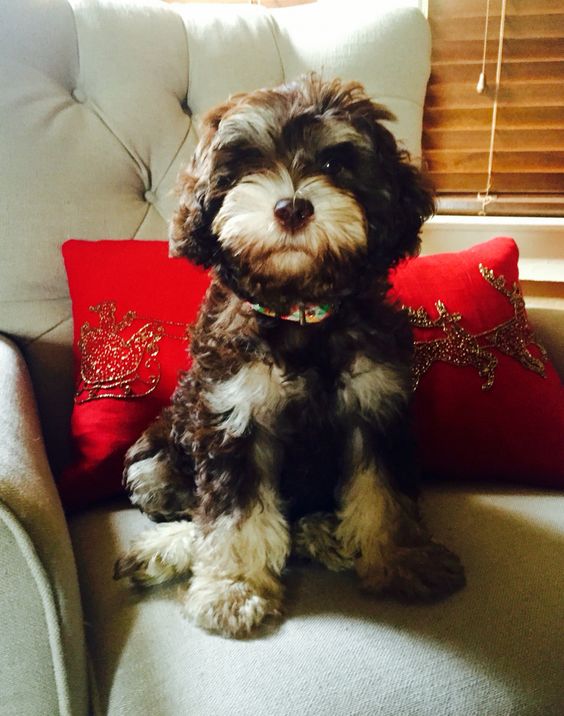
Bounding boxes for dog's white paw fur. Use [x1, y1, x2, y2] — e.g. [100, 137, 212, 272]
[114, 521, 196, 587]
[183, 576, 282, 637]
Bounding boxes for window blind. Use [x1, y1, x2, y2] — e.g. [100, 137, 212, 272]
[423, 0, 564, 216]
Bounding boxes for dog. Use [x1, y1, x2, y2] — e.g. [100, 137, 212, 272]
[114, 74, 465, 637]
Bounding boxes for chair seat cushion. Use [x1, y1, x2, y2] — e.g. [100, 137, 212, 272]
[69, 486, 564, 716]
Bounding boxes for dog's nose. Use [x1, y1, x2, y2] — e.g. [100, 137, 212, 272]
[273, 197, 314, 232]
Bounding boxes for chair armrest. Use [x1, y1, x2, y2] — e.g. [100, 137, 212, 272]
[0, 336, 88, 716]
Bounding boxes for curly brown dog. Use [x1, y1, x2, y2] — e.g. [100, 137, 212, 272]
[114, 74, 465, 637]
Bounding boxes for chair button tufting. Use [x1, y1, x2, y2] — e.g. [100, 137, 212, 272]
[144, 190, 157, 204]
[72, 88, 87, 104]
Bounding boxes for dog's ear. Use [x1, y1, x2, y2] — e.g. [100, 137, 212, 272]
[169, 100, 236, 266]
[360, 105, 434, 265]
[387, 148, 435, 260]
[315, 78, 435, 266]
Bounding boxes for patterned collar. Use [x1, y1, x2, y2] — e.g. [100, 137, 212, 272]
[248, 301, 334, 325]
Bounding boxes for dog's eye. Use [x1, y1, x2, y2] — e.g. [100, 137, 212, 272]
[215, 174, 233, 190]
[319, 142, 355, 176]
[322, 157, 344, 175]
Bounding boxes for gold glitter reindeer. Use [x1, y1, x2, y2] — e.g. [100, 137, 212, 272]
[407, 265, 548, 391]
[408, 301, 498, 390]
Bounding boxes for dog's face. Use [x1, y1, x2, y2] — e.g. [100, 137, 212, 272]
[170, 75, 434, 308]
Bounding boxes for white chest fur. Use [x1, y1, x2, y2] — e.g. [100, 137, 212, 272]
[204, 362, 306, 437]
[204, 355, 408, 440]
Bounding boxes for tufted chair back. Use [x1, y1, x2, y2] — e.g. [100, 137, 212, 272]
[0, 0, 431, 472]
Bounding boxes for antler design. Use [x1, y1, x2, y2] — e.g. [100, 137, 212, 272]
[407, 265, 548, 391]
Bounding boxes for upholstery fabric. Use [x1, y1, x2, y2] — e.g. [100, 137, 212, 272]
[70, 488, 564, 716]
[0, 0, 431, 472]
[0, 337, 88, 716]
[526, 306, 564, 381]
[0, 507, 74, 716]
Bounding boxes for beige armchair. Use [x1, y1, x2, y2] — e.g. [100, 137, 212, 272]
[1, 1, 563, 714]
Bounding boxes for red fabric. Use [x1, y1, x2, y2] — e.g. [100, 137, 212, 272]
[60, 240, 211, 511]
[389, 236, 564, 487]
[61, 237, 563, 513]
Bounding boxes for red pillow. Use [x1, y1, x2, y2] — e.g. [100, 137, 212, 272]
[60, 240, 211, 512]
[61, 237, 563, 512]
[389, 236, 564, 487]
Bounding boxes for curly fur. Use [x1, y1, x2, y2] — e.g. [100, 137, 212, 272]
[116, 74, 464, 638]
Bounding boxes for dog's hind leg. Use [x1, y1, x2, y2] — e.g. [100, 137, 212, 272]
[336, 425, 465, 601]
[117, 408, 198, 586]
[114, 521, 197, 586]
[123, 408, 197, 523]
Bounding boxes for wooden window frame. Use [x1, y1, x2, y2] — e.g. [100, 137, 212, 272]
[418, 0, 564, 288]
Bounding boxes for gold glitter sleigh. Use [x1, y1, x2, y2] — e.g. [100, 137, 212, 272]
[75, 302, 189, 404]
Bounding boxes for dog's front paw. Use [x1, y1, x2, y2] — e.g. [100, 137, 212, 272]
[184, 576, 282, 637]
[360, 541, 466, 602]
[293, 512, 355, 572]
